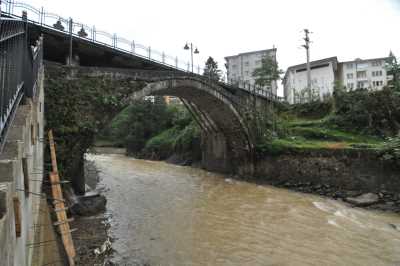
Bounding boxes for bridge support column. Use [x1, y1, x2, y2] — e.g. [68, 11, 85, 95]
[201, 132, 232, 173]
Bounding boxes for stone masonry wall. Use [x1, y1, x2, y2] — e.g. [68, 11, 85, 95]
[250, 149, 400, 193]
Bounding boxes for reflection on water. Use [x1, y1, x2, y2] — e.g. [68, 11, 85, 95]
[87, 153, 400, 266]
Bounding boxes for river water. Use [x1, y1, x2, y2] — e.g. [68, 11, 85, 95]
[87, 152, 400, 266]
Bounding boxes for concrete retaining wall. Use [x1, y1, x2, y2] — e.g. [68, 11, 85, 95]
[0, 68, 45, 266]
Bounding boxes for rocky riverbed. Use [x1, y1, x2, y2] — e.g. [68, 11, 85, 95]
[236, 177, 400, 213]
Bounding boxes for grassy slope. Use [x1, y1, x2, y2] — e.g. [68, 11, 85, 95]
[259, 103, 386, 153]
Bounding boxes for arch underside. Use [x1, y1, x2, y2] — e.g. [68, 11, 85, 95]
[131, 79, 254, 171]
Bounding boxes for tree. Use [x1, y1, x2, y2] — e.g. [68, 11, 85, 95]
[252, 55, 283, 88]
[203, 56, 222, 81]
[386, 51, 400, 91]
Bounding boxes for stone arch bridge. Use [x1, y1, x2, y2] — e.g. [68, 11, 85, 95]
[63, 66, 272, 175]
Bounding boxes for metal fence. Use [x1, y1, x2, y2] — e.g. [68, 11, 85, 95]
[0, 14, 43, 152]
[0, 0, 283, 102]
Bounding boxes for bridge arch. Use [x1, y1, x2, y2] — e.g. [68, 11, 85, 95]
[131, 77, 254, 173]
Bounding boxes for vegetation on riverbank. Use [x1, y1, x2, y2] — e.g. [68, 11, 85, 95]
[257, 87, 400, 158]
[97, 100, 201, 162]
[45, 63, 145, 192]
[98, 85, 400, 167]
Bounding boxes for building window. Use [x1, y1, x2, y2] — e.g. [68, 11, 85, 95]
[357, 81, 366, 89]
[244, 61, 249, 67]
[346, 73, 353, 79]
[372, 61, 382, 67]
[232, 64, 237, 69]
[356, 71, 367, 78]
[357, 62, 369, 69]
[346, 63, 353, 69]
[255, 60, 261, 65]
[373, 80, 383, 86]
[372, 70, 383, 77]
[245, 71, 249, 76]
[347, 83, 354, 89]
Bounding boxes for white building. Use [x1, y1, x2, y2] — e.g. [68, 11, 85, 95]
[283, 57, 338, 104]
[225, 48, 278, 95]
[283, 56, 392, 104]
[338, 57, 390, 91]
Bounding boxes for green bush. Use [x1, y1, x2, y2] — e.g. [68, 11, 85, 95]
[381, 134, 400, 167]
[287, 100, 333, 119]
[332, 88, 400, 136]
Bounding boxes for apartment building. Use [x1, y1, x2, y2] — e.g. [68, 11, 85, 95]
[338, 57, 390, 91]
[283, 57, 338, 104]
[283, 56, 391, 104]
[225, 48, 278, 95]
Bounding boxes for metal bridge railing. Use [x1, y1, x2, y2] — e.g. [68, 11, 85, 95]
[0, 14, 43, 152]
[0, 0, 283, 102]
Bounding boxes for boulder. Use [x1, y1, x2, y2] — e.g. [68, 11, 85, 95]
[345, 193, 379, 207]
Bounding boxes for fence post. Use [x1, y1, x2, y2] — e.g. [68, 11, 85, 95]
[175, 57, 178, 68]
[148, 46, 151, 59]
[92, 25, 95, 41]
[162, 52, 165, 63]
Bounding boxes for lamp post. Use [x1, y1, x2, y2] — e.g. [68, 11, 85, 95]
[184, 42, 199, 73]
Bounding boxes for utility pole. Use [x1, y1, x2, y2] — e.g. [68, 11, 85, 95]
[302, 29, 312, 101]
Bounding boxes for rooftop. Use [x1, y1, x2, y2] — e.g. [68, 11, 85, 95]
[286, 56, 338, 71]
[225, 48, 277, 60]
[283, 56, 338, 82]
[339, 56, 392, 64]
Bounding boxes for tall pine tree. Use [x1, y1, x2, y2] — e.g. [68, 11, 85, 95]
[203, 56, 222, 81]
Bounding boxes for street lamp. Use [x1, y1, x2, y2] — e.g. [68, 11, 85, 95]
[184, 42, 199, 73]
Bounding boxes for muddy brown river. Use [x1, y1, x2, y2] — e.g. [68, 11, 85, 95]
[87, 152, 400, 266]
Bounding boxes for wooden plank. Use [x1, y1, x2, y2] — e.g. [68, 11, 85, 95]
[49, 171, 76, 266]
[53, 217, 74, 226]
[54, 207, 69, 212]
[48, 130, 58, 174]
[48, 130, 76, 266]
[13, 196, 21, 237]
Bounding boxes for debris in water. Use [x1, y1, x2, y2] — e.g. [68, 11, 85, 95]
[94, 238, 112, 256]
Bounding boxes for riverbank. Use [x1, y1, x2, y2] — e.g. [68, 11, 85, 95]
[69, 157, 112, 265]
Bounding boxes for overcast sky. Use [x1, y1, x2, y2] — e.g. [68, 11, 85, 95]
[20, 0, 400, 89]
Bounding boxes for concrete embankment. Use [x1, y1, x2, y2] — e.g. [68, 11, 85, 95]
[0, 69, 64, 265]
